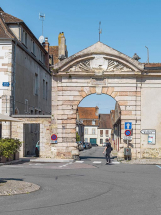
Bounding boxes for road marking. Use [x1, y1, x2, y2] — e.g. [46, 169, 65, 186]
[156, 165, 161, 169]
[112, 161, 120, 164]
[75, 161, 84, 163]
[59, 162, 73, 168]
[93, 161, 102, 164]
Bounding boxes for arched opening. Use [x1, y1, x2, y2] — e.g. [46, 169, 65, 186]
[76, 93, 121, 161]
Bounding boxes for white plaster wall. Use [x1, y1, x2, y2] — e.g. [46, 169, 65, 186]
[84, 126, 98, 143]
[141, 87, 161, 148]
[0, 43, 12, 114]
[97, 129, 112, 145]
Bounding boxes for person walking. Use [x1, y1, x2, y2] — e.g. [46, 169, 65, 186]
[103, 138, 112, 164]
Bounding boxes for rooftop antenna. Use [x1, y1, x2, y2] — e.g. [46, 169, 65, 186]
[98, 21, 102, 42]
[145, 46, 149, 63]
[39, 13, 45, 44]
[39, 13, 45, 35]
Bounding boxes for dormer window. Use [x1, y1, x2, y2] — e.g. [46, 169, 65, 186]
[92, 120, 95, 125]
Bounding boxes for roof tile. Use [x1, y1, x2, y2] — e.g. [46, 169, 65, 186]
[78, 107, 99, 119]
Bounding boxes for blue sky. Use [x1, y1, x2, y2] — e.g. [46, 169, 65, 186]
[1, 0, 161, 113]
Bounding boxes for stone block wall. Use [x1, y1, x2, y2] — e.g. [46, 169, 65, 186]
[52, 75, 141, 159]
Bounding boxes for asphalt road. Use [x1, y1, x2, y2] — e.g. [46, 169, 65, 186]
[0, 146, 161, 215]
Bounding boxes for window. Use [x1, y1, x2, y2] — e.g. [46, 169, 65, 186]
[85, 128, 88, 135]
[84, 138, 88, 142]
[46, 82, 48, 100]
[92, 128, 95, 135]
[100, 130, 103, 137]
[43, 79, 45, 99]
[106, 130, 109, 136]
[31, 40, 35, 55]
[25, 32, 27, 46]
[92, 120, 95, 125]
[100, 139, 103, 144]
[35, 74, 38, 95]
[40, 50, 42, 62]
[25, 99, 28, 113]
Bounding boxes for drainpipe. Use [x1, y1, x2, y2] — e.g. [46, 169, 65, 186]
[12, 41, 17, 115]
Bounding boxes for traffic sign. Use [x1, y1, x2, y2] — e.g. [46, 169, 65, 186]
[125, 122, 132, 130]
[51, 134, 57, 140]
[2, 82, 10, 87]
[140, 129, 155, 134]
[123, 136, 132, 141]
[125, 130, 131, 136]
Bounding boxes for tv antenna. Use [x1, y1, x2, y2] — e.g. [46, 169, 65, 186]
[98, 21, 102, 42]
[39, 13, 45, 36]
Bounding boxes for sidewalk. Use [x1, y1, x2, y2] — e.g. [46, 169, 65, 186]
[0, 156, 74, 166]
[111, 150, 161, 165]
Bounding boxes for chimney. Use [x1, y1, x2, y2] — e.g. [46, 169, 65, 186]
[42, 37, 49, 69]
[95, 106, 99, 116]
[58, 32, 66, 61]
[43, 37, 49, 53]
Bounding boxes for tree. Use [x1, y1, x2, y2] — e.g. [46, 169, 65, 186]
[0, 138, 22, 159]
[76, 132, 80, 142]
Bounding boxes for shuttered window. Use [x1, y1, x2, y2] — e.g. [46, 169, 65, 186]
[100, 130, 103, 137]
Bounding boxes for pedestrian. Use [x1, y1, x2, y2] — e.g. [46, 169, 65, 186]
[103, 138, 112, 164]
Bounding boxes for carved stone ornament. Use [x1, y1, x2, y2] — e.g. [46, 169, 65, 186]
[96, 86, 102, 95]
[67, 55, 133, 72]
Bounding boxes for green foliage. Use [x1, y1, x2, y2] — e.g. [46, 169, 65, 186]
[76, 132, 80, 142]
[0, 138, 22, 159]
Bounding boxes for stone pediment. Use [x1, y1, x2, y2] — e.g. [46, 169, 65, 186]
[53, 42, 144, 73]
[67, 55, 133, 72]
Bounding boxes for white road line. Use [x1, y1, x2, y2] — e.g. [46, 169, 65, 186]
[93, 161, 102, 164]
[112, 161, 120, 164]
[156, 165, 161, 169]
[59, 162, 73, 168]
[75, 161, 84, 163]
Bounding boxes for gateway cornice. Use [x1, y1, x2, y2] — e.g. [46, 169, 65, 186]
[52, 42, 144, 73]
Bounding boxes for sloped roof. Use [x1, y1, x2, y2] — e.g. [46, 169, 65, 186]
[145, 63, 161, 70]
[0, 10, 23, 23]
[98, 114, 112, 129]
[78, 107, 99, 119]
[83, 119, 99, 126]
[0, 14, 14, 39]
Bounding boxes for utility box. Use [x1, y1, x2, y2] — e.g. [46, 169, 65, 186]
[124, 147, 131, 160]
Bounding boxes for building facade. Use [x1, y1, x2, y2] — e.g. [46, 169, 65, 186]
[0, 8, 51, 155]
[97, 114, 112, 146]
[78, 107, 99, 144]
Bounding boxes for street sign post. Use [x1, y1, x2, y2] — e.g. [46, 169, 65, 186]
[140, 129, 155, 134]
[51, 134, 57, 144]
[124, 122, 132, 130]
[123, 136, 132, 141]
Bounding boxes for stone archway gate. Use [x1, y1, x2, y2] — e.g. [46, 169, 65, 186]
[50, 41, 161, 160]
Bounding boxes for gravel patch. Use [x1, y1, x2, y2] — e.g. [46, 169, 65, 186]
[0, 180, 40, 196]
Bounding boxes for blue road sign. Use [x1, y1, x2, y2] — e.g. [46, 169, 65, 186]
[125, 130, 131, 136]
[2, 82, 10, 87]
[125, 122, 132, 130]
